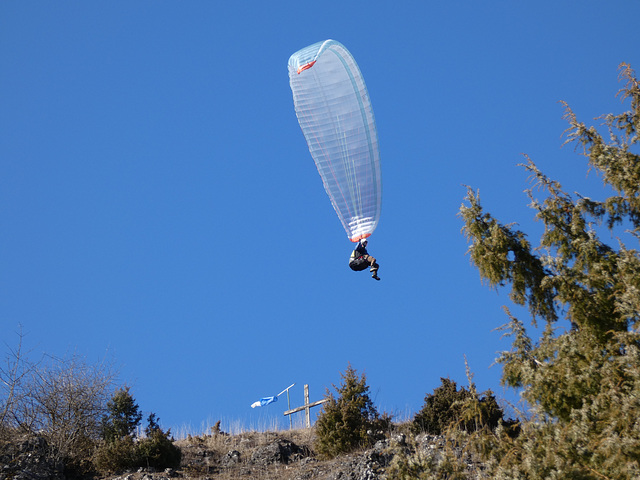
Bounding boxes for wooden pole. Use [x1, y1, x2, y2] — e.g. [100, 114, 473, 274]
[283, 384, 327, 428]
[287, 388, 292, 429]
[304, 384, 310, 428]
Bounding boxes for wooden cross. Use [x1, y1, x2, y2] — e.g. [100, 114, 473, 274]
[283, 384, 327, 428]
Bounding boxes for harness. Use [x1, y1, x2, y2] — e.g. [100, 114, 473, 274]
[349, 249, 369, 271]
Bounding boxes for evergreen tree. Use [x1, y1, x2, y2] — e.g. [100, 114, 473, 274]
[314, 364, 390, 458]
[413, 378, 508, 436]
[137, 413, 181, 470]
[95, 392, 181, 473]
[95, 387, 143, 473]
[459, 63, 640, 479]
[413, 378, 472, 435]
[101, 387, 142, 442]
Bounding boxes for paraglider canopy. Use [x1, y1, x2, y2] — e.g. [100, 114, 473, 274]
[288, 40, 382, 242]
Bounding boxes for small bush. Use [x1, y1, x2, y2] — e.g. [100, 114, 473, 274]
[314, 364, 390, 458]
[94, 393, 181, 474]
[137, 414, 181, 470]
[413, 378, 509, 435]
[93, 436, 138, 473]
[413, 378, 470, 435]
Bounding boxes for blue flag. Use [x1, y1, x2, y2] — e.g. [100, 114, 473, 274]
[251, 395, 278, 408]
[250, 384, 295, 408]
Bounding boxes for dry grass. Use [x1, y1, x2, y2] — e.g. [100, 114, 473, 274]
[176, 426, 320, 480]
[172, 413, 310, 439]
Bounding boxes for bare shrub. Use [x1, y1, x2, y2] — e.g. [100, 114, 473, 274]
[0, 329, 117, 475]
[0, 327, 40, 436]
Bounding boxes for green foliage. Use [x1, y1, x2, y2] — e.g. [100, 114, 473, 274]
[386, 447, 469, 480]
[93, 435, 138, 473]
[137, 414, 181, 470]
[413, 378, 508, 435]
[460, 63, 640, 479]
[314, 364, 391, 458]
[145, 412, 161, 436]
[101, 387, 142, 442]
[413, 378, 471, 435]
[94, 392, 181, 474]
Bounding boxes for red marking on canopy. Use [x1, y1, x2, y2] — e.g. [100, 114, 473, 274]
[350, 233, 371, 243]
[297, 61, 316, 74]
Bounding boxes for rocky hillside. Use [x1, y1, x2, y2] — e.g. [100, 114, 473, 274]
[2, 427, 482, 480]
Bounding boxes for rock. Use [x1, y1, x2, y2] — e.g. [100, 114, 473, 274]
[391, 433, 406, 446]
[372, 439, 388, 453]
[0, 434, 64, 480]
[221, 450, 241, 466]
[250, 438, 302, 465]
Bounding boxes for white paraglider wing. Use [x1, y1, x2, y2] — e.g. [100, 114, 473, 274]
[288, 40, 382, 242]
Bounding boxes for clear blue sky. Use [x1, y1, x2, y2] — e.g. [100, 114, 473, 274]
[2, 1, 639, 434]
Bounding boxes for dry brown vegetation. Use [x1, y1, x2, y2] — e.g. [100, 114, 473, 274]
[91, 426, 405, 480]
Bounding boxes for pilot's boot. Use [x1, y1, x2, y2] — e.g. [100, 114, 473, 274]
[370, 261, 380, 280]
